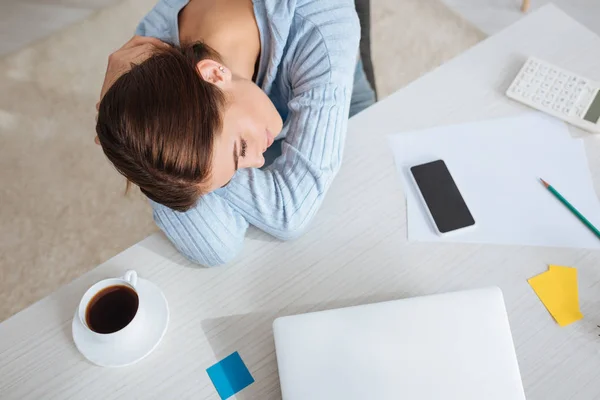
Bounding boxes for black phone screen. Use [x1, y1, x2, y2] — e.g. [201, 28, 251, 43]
[410, 160, 475, 234]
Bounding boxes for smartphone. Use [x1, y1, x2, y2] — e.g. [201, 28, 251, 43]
[410, 160, 475, 235]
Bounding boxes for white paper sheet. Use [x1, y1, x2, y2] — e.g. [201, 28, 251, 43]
[389, 113, 600, 249]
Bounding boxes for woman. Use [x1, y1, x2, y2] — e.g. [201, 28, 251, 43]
[95, 0, 376, 266]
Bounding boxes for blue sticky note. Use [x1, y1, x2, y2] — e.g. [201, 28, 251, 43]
[206, 351, 254, 399]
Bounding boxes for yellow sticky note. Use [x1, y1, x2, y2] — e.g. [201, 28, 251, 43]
[528, 266, 583, 327]
[549, 265, 581, 309]
[548, 266, 582, 324]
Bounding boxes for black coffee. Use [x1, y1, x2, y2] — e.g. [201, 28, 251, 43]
[85, 285, 139, 334]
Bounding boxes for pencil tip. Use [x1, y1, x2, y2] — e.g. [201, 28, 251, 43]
[539, 178, 549, 188]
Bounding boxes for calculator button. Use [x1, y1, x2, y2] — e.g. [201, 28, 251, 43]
[556, 79, 565, 86]
[542, 100, 552, 107]
[540, 65, 549, 73]
[523, 92, 531, 99]
[558, 72, 567, 80]
[548, 70, 557, 78]
[553, 103, 561, 111]
[566, 82, 575, 90]
[514, 87, 522, 94]
[561, 90, 570, 97]
[546, 93, 555, 100]
[542, 82, 551, 90]
[558, 96, 566, 103]
[533, 96, 542, 103]
[578, 79, 587, 86]
[551, 86, 561, 93]
[562, 107, 571, 114]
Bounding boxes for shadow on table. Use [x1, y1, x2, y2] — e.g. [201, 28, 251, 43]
[200, 290, 411, 399]
[137, 233, 191, 267]
[138, 228, 278, 268]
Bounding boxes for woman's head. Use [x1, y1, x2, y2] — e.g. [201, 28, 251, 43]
[96, 42, 283, 212]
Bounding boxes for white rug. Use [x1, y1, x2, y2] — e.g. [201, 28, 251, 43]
[0, 0, 484, 321]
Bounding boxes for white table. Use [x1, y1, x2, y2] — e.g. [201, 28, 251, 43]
[2, 5, 600, 399]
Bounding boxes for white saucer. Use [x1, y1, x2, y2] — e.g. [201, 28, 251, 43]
[72, 278, 169, 367]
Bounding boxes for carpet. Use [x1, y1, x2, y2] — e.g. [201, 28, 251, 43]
[0, 0, 484, 322]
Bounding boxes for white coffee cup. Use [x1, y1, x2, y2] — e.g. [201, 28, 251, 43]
[78, 270, 146, 343]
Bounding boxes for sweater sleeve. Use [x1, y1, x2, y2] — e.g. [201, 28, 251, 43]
[150, 194, 248, 267]
[219, 7, 360, 240]
[220, 84, 352, 240]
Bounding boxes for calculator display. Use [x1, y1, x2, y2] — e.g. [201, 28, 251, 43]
[584, 92, 600, 123]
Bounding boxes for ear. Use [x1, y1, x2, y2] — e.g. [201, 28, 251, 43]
[196, 59, 231, 88]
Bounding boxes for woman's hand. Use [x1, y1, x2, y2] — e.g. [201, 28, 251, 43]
[95, 36, 170, 145]
[97, 35, 169, 109]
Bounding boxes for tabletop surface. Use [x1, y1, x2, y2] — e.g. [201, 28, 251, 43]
[2, 5, 600, 400]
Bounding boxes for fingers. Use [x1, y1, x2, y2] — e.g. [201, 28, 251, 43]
[121, 35, 170, 51]
[97, 36, 170, 112]
[94, 136, 100, 145]
[122, 44, 159, 65]
[111, 37, 169, 70]
[99, 45, 156, 101]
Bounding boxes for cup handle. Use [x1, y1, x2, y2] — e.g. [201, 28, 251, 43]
[123, 270, 138, 288]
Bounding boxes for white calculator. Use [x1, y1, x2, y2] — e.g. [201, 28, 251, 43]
[506, 57, 600, 133]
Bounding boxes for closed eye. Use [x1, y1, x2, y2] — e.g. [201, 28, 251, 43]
[233, 139, 248, 171]
[240, 139, 247, 157]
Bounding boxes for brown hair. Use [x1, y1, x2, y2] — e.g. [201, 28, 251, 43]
[96, 42, 225, 212]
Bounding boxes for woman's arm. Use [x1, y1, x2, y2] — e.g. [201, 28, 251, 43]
[221, 84, 353, 240]
[150, 194, 248, 266]
[150, 82, 351, 266]
[219, 2, 360, 240]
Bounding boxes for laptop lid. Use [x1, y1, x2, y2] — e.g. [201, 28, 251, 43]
[273, 287, 525, 400]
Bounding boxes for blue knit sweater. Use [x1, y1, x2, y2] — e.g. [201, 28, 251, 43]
[135, 0, 375, 266]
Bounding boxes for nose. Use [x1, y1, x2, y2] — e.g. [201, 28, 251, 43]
[252, 149, 266, 168]
[251, 138, 266, 168]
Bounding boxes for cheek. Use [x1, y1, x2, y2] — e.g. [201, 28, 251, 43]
[262, 93, 280, 119]
[247, 85, 281, 125]
[207, 139, 236, 190]
[230, 84, 282, 143]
